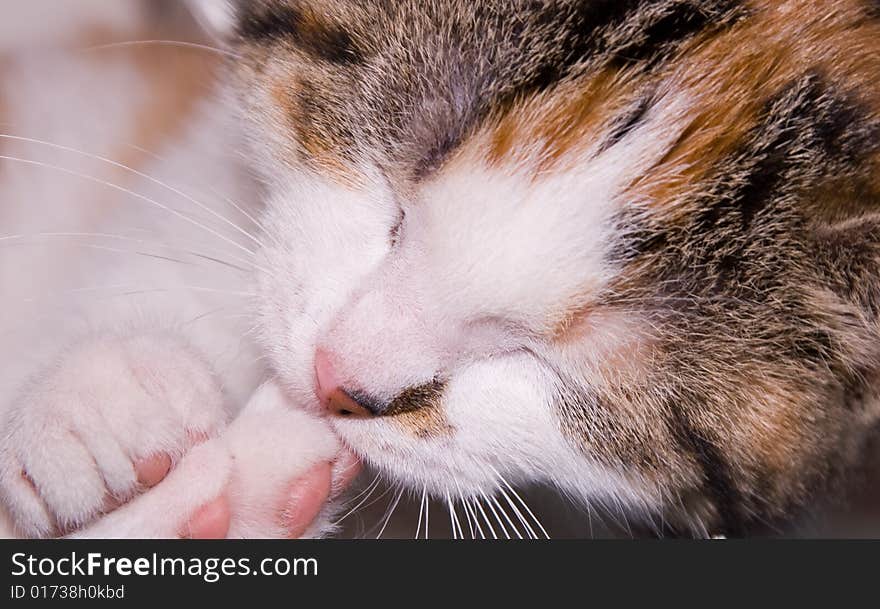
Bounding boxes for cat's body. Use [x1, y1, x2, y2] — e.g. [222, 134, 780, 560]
[0, 3, 344, 538]
[2, 0, 880, 538]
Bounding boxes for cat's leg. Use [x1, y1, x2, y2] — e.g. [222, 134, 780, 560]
[69, 381, 356, 539]
[0, 331, 227, 538]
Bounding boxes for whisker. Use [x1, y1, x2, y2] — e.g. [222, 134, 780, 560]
[183, 306, 235, 327]
[0, 154, 258, 259]
[465, 499, 486, 540]
[446, 492, 462, 540]
[451, 496, 465, 539]
[351, 480, 396, 524]
[19, 282, 129, 302]
[332, 474, 381, 526]
[610, 494, 633, 538]
[0, 236, 250, 273]
[83, 39, 242, 59]
[375, 486, 404, 539]
[123, 142, 278, 248]
[480, 491, 511, 539]
[0, 235, 255, 275]
[490, 494, 523, 540]
[24, 242, 196, 267]
[473, 496, 498, 540]
[19, 284, 254, 305]
[415, 486, 426, 540]
[124, 285, 255, 297]
[497, 484, 538, 540]
[464, 505, 475, 539]
[488, 465, 550, 539]
[0, 134, 265, 249]
[455, 482, 475, 540]
[425, 491, 430, 540]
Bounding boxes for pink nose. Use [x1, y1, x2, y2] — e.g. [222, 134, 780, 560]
[314, 349, 373, 418]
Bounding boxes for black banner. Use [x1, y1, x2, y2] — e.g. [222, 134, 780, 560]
[0, 540, 874, 603]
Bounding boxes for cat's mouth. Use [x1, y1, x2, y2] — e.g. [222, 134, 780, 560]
[324, 403, 524, 506]
[327, 413, 554, 540]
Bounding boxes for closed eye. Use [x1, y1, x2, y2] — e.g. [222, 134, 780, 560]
[389, 208, 405, 248]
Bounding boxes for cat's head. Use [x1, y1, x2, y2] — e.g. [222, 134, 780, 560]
[193, 0, 880, 534]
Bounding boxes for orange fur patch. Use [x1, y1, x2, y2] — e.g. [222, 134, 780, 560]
[482, 0, 880, 212]
[633, 0, 880, 216]
[488, 66, 646, 172]
[525, 0, 880, 342]
[392, 405, 455, 439]
[722, 372, 824, 492]
[267, 75, 362, 188]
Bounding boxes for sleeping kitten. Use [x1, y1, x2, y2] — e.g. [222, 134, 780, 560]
[4, 0, 880, 538]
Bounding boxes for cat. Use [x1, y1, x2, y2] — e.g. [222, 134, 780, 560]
[3, 0, 880, 538]
[0, 1, 351, 539]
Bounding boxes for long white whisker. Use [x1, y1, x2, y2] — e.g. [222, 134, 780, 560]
[4, 242, 244, 275]
[609, 493, 633, 538]
[332, 474, 381, 526]
[124, 142, 278, 248]
[586, 501, 595, 539]
[353, 481, 395, 518]
[481, 491, 511, 539]
[451, 496, 465, 539]
[183, 306, 235, 327]
[491, 494, 523, 540]
[415, 486, 426, 540]
[210, 188, 280, 248]
[375, 486, 404, 539]
[0, 154, 257, 258]
[344, 473, 381, 507]
[458, 488, 475, 540]
[425, 493, 430, 540]
[83, 39, 242, 59]
[446, 492, 460, 540]
[0, 134, 265, 249]
[497, 484, 538, 540]
[489, 465, 550, 539]
[18, 284, 255, 305]
[473, 496, 498, 540]
[0, 232, 263, 275]
[465, 499, 486, 540]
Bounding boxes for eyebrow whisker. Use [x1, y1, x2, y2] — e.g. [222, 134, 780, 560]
[0, 134, 266, 250]
[82, 39, 242, 59]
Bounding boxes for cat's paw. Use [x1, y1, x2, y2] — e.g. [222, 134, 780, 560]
[0, 333, 227, 538]
[71, 381, 356, 539]
[223, 381, 350, 538]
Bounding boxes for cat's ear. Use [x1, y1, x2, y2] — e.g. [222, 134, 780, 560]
[185, 0, 238, 42]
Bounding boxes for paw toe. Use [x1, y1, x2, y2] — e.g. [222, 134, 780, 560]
[135, 454, 172, 488]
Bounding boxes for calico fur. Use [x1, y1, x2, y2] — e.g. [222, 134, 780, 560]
[229, 0, 880, 535]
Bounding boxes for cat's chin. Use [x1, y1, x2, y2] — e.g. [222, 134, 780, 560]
[327, 416, 520, 499]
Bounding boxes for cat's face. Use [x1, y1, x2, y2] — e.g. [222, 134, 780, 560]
[202, 0, 880, 533]
[237, 0, 639, 507]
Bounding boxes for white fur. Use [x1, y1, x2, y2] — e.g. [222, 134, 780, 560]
[0, 333, 227, 537]
[0, 21, 339, 537]
[184, 0, 238, 41]
[70, 382, 339, 539]
[1, 1, 697, 538]
[253, 92, 690, 519]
